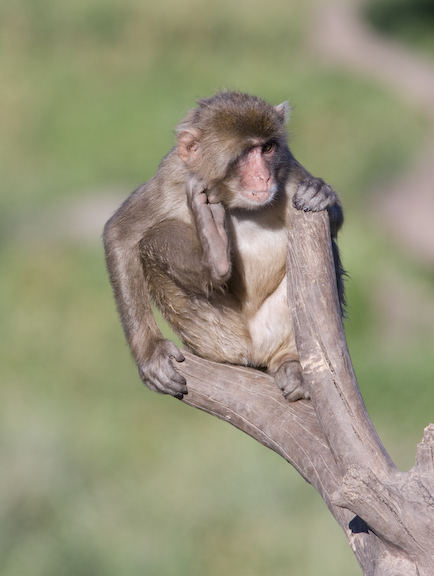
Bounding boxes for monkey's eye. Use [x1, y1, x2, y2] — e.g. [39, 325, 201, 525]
[262, 143, 274, 154]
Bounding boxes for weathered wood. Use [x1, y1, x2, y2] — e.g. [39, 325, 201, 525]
[179, 352, 390, 573]
[173, 208, 434, 575]
[287, 210, 394, 477]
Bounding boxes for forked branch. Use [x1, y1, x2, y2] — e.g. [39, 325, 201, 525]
[178, 209, 434, 575]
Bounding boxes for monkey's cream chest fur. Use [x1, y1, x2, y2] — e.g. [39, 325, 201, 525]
[229, 211, 296, 366]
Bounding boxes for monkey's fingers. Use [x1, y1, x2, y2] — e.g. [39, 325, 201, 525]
[159, 368, 188, 399]
[166, 340, 185, 364]
[206, 191, 220, 203]
[294, 178, 337, 213]
[209, 206, 230, 263]
[186, 174, 207, 203]
[187, 190, 208, 216]
[208, 202, 226, 229]
[142, 364, 188, 398]
[139, 341, 188, 398]
[193, 202, 230, 279]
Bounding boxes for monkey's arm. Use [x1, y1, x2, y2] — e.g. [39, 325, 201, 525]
[103, 194, 187, 398]
[139, 176, 231, 296]
[290, 160, 343, 238]
[186, 174, 232, 284]
[288, 161, 346, 312]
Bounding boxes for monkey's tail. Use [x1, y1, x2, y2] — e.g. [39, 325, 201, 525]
[332, 238, 347, 318]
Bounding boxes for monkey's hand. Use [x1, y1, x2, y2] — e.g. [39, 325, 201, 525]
[138, 339, 187, 399]
[293, 177, 343, 237]
[186, 174, 231, 283]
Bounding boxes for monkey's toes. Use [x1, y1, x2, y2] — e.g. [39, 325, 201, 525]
[282, 383, 310, 402]
[273, 360, 310, 401]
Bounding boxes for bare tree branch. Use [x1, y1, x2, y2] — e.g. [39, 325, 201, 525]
[174, 209, 434, 575]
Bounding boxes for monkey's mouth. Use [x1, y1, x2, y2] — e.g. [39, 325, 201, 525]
[242, 187, 276, 204]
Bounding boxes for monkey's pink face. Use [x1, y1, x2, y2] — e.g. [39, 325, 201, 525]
[235, 144, 278, 208]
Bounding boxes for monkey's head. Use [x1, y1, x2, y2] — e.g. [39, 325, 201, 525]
[177, 91, 291, 210]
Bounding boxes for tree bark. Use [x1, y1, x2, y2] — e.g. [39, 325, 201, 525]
[175, 209, 434, 575]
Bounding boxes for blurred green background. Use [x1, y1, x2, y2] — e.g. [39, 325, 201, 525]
[1, 0, 433, 574]
[366, 0, 434, 55]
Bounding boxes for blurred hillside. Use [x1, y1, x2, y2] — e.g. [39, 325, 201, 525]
[0, 1, 433, 575]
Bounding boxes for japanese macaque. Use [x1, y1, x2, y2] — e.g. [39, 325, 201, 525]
[104, 91, 344, 401]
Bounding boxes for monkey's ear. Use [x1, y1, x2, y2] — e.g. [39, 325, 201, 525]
[177, 129, 202, 166]
[275, 101, 290, 124]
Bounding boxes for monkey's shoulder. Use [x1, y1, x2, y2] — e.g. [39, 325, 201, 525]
[130, 156, 192, 225]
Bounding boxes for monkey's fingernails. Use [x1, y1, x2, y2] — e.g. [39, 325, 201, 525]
[173, 351, 185, 363]
[167, 342, 185, 363]
[173, 381, 188, 398]
[196, 192, 208, 204]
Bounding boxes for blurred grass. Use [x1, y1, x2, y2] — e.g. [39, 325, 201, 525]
[0, 0, 433, 574]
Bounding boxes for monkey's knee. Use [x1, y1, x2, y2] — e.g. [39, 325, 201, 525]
[272, 360, 310, 402]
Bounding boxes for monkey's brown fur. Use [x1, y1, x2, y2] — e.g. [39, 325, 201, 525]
[104, 91, 344, 401]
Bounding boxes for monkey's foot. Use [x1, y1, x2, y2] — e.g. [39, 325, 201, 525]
[273, 360, 310, 402]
